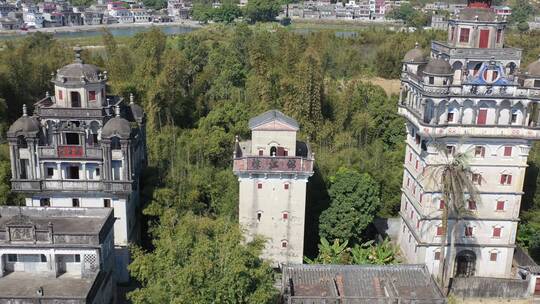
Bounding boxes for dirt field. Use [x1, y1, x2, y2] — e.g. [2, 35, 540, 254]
[360, 77, 401, 97]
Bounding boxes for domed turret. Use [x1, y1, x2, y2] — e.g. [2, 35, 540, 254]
[424, 57, 453, 76]
[403, 43, 426, 63]
[53, 46, 103, 86]
[7, 105, 40, 138]
[102, 106, 132, 139]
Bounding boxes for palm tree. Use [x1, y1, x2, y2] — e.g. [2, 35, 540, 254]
[427, 144, 479, 291]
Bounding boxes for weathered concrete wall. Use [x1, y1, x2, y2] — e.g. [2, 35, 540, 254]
[450, 277, 530, 298]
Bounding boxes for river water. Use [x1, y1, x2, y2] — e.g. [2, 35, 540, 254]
[0, 24, 198, 40]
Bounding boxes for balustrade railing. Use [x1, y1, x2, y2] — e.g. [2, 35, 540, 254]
[233, 156, 313, 173]
[11, 179, 132, 192]
[37, 146, 103, 159]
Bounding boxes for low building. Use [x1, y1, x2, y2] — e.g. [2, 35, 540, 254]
[0, 16, 19, 29]
[431, 14, 447, 30]
[130, 8, 152, 23]
[167, 0, 191, 19]
[528, 16, 540, 30]
[0, 2, 16, 18]
[0, 206, 115, 304]
[83, 10, 104, 25]
[281, 264, 446, 303]
[493, 5, 511, 18]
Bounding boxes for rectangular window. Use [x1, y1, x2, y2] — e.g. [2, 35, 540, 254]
[450, 26, 455, 41]
[407, 177, 410, 187]
[74, 254, 81, 262]
[419, 193, 423, 203]
[65, 133, 80, 145]
[534, 79, 540, 88]
[72, 198, 80, 207]
[436, 226, 444, 236]
[68, 166, 80, 180]
[284, 184, 289, 190]
[282, 213, 288, 220]
[490, 252, 498, 261]
[493, 227, 501, 237]
[474, 146, 485, 158]
[409, 152, 412, 162]
[447, 112, 454, 122]
[434, 251, 441, 260]
[500, 174, 512, 185]
[88, 91, 96, 101]
[446, 145, 455, 156]
[459, 28, 470, 43]
[258, 150, 263, 156]
[429, 76, 434, 85]
[410, 210, 414, 219]
[504, 146, 512, 157]
[7, 254, 17, 262]
[104, 199, 111, 208]
[415, 160, 419, 170]
[511, 112, 518, 123]
[416, 220, 420, 229]
[477, 109, 488, 125]
[415, 134, 420, 145]
[496, 29, 502, 43]
[40, 198, 50, 207]
[257, 183, 262, 189]
[439, 199, 445, 210]
[464, 226, 473, 237]
[46, 167, 54, 178]
[468, 200, 477, 210]
[496, 200, 505, 211]
[95, 168, 100, 177]
[257, 212, 262, 221]
[472, 173, 482, 185]
[58, 90, 63, 100]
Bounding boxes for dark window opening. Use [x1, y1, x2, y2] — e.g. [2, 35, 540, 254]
[7, 254, 17, 262]
[111, 137, 121, 150]
[17, 136, 27, 148]
[68, 166, 79, 180]
[534, 80, 540, 88]
[40, 198, 50, 207]
[95, 168, 100, 177]
[74, 254, 80, 262]
[428, 77, 434, 85]
[257, 212, 262, 222]
[70, 92, 81, 108]
[270, 146, 277, 156]
[88, 91, 96, 101]
[40, 254, 47, 262]
[72, 198, 80, 207]
[490, 252, 498, 261]
[511, 112, 518, 123]
[65, 133, 80, 145]
[19, 159, 28, 179]
[459, 28, 470, 43]
[104, 199, 111, 208]
[257, 183, 262, 189]
[283, 212, 289, 220]
[46, 167, 54, 178]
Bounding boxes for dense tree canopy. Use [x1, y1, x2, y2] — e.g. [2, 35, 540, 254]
[319, 167, 381, 245]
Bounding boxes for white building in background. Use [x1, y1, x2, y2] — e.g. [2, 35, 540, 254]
[7, 47, 146, 283]
[233, 110, 314, 266]
[397, 0, 540, 279]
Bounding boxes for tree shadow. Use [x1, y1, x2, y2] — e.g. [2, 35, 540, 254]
[303, 166, 330, 259]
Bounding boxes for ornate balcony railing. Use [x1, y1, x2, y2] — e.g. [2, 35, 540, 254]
[37, 146, 103, 159]
[11, 179, 132, 193]
[233, 156, 314, 174]
[432, 41, 522, 60]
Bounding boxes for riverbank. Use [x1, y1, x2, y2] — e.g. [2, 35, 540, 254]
[0, 20, 202, 38]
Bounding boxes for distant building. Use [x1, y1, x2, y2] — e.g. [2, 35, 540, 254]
[233, 110, 314, 266]
[83, 10, 104, 25]
[529, 16, 540, 30]
[0, 206, 115, 303]
[0, 1, 16, 17]
[167, 0, 191, 19]
[130, 8, 152, 23]
[281, 264, 446, 303]
[0, 16, 19, 29]
[431, 14, 447, 30]
[8, 48, 147, 283]
[493, 5, 511, 18]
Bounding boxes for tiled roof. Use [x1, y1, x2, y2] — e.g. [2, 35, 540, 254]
[282, 264, 445, 303]
[248, 110, 299, 130]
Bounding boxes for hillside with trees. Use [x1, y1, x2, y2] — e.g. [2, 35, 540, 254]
[0, 24, 539, 300]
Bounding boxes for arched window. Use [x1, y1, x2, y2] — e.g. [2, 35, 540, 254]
[70, 92, 81, 108]
[270, 146, 277, 156]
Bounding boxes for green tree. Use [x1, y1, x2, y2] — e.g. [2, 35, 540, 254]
[350, 238, 399, 265]
[428, 147, 478, 290]
[304, 238, 350, 264]
[244, 0, 281, 23]
[129, 212, 277, 304]
[319, 167, 381, 245]
[510, 0, 534, 24]
[517, 21, 530, 34]
[213, 2, 243, 23]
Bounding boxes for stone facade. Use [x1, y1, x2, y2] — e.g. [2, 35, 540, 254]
[0, 207, 114, 304]
[397, 0, 540, 280]
[7, 47, 146, 283]
[233, 110, 314, 266]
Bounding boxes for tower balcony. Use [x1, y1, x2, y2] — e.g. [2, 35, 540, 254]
[233, 156, 314, 175]
[11, 179, 133, 193]
[398, 104, 540, 140]
[431, 41, 522, 62]
[38, 145, 103, 160]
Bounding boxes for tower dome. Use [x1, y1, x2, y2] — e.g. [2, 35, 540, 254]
[7, 105, 40, 138]
[423, 57, 453, 76]
[403, 43, 426, 63]
[53, 46, 104, 86]
[102, 107, 132, 139]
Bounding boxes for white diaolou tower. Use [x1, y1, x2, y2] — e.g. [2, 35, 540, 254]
[233, 110, 314, 266]
[397, 0, 540, 279]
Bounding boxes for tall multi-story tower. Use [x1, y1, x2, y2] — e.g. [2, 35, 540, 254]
[397, 0, 540, 279]
[7, 47, 146, 282]
[233, 110, 314, 266]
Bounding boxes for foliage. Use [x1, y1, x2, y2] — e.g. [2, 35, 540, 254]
[128, 212, 277, 303]
[192, 1, 243, 24]
[305, 237, 399, 265]
[319, 167, 381, 245]
[387, 3, 429, 28]
[244, 0, 282, 23]
[509, 0, 535, 24]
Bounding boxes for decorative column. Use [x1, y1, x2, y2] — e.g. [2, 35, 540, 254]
[26, 138, 36, 180]
[8, 142, 18, 179]
[495, 108, 501, 125]
[458, 106, 464, 124]
[81, 163, 86, 180]
[57, 162, 62, 180]
[120, 140, 129, 181]
[101, 140, 111, 180]
[523, 104, 530, 126]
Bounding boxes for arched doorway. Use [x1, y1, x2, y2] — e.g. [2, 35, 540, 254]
[455, 250, 476, 277]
